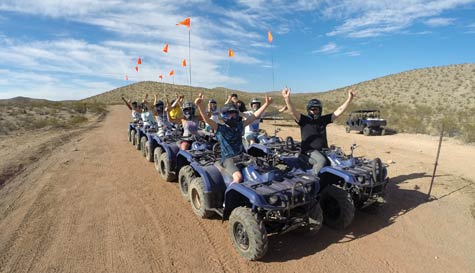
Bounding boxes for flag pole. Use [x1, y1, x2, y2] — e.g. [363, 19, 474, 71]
[271, 42, 275, 92]
[188, 29, 192, 87]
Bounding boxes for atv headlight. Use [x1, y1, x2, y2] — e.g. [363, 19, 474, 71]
[266, 195, 281, 206]
[357, 175, 365, 184]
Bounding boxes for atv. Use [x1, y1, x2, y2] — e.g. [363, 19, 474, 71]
[185, 149, 323, 260]
[175, 134, 220, 200]
[128, 121, 143, 146]
[346, 110, 387, 136]
[264, 143, 389, 230]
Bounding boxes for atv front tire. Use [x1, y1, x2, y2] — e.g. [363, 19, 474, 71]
[144, 140, 154, 162]
[159, 152, 176, 182]
[320, 185, 355, 230]
[229, 207, 268, 261]
[153, 147, 163, 172]
[178, 165, 196, 200]
[189, 177, 213, 218]
[140, 136, 147, 157]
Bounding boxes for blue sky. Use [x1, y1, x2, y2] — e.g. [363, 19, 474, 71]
[0, 0, 474, 100]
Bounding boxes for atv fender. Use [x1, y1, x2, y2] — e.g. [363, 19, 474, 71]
[223, 184, 267, 220]
[161, 143, 180, 161]
[318, 166, 354, 188]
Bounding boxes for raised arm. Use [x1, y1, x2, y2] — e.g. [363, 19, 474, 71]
[121, 96, 132, 110]
[243, 95, 273, 127]
[332, 88, 356, 121]
[281, 87, 301, 122]
[195, 93, 218, 131]
[278, 105, 288, 113]
[282, 87, 301, 122]
[142, 94, 157, 116]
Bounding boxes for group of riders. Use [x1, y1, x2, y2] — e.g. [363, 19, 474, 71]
[123, 87, 356, 184]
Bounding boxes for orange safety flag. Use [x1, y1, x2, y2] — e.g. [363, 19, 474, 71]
[137, 57, 142, 65]
[268, 31, 273, 43]
[159, 74, 163, 80]
[228, 48, 234, 57]
[169, 69, 174, 76]
[182, 59, 187, 67]
[125, 74, 128, 81]
[135, 66, 139, 72]
[163, 43, 168, 53]
[176, 17, 191, 29]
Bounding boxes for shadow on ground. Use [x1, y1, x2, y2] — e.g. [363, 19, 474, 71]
[261, 172, 432, 262]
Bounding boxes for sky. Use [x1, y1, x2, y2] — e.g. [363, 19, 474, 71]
[0, 0, 474, 100]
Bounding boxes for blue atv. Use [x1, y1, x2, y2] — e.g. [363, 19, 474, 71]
[151, 129, 183, 182]
[175, 134, 219, 200]
[254, 140, 389, 230]
[128, 121, 143, 146]
[186, 149, 323, 260]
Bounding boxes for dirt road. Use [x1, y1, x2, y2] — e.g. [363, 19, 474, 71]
[1, 106, 474, 273]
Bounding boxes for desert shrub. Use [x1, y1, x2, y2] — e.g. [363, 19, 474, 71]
[461, 123, 475, 143]
[69, 115, 88, 125]
[71, 102, 88, 114]
[87, 102, 107, 114]
[32, 117, 64, 129]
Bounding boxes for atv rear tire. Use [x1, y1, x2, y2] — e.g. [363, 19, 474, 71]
[320, 185, 355, 230]
[140, 136, 147, 157]
[372, 158, 384, 183]
[229, 207, 268, 261]
[153, 147, 163, 172]
[144, 140, 154, 162]
[189, 177, 213, 218]
[135, 134, 141, 150]
[130, 130, 136, 146]
[159, 152, 176, 182]
[363, 127, 371, 136]
[178, 165, 196, 200]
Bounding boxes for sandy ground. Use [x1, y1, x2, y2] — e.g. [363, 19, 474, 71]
[0, 105, 474, 273]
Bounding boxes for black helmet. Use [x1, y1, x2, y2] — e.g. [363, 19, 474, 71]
[236, 100, 247, 112]
[249, 98, 261, 109]
[221, 103, 240, 126]
[221, 103, 239, 115]
[307, 99, 322, 119]
[182, 101, 195, 119]
[155, 100, 164, 112]
[140, 102, 148, 111]
[209, 98, 217, 104]
[131, 101, 138, 108]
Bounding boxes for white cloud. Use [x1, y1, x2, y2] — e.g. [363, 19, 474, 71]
[324, 0, 472, 38]
[345, 51, 361, 57]
[424, 17, 455, 27]
[312, 42, 340, 54]
[0, 1, 472, 99]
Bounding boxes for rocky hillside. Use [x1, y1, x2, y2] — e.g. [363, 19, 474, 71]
[83, 63, 475, 142]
